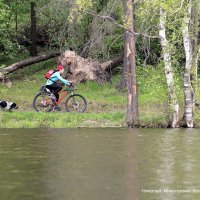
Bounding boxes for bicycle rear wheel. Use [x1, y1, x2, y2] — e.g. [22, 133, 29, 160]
[65, 94, 87, 113]
[33, 92, 53, 112]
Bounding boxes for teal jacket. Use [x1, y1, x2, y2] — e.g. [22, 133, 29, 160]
[46, 71, 70, 85]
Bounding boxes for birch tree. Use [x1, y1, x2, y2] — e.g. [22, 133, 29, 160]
[159, 8, 179, 127]
[190, 0, 199, 105]
[182, 0, 199, 127]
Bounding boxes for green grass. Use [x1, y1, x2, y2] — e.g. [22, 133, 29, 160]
[1, 60, 195, 128]
[0, 112, 126, 128]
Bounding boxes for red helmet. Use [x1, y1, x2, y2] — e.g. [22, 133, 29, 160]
[57, 65, 64, 70]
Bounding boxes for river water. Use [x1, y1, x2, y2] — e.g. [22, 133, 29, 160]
[0, 128, 200, 200]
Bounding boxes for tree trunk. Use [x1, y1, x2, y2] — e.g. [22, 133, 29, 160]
[182, 0, 199, 128]
[190, 0, 199, 105]
[15, 0, 18, 32]
[0, 51, 60, 78]
[159, 8, 179, 128]
[30, 1, 37, 56]
[118, 33, 128, 91]
[124, 0, 139, 127]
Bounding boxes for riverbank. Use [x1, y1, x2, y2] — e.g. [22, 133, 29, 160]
[1, 61, 200, 128]
[0, 111, 170, 128]
[0, 112, 125, 128]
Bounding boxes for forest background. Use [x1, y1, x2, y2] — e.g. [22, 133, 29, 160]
[0, 0, 199, 128]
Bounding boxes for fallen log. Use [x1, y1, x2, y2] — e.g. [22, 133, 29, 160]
[0, 51, 60, 75]
[101, 55, 123, 71]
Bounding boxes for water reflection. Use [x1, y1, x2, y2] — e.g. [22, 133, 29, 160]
[44, 128, 140, 200]
[139, 129, 200, 200]
[0, 128, 200, 200]
[0, 128, 140, 200]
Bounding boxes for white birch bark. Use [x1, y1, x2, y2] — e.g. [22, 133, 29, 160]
[159, 8, 179, 128]
[190, 0, 199, 106]
[182, 1, 194, 128]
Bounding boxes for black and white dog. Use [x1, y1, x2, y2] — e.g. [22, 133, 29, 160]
[0, 101, 18, 111]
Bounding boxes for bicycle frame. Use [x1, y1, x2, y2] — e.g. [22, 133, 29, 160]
[56, 89, 71, 104]
[47, 86, 75, 105]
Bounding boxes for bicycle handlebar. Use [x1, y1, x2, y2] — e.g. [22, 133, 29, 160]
[64, 83, 76, 91]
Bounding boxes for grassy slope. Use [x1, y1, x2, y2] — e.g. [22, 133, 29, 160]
[1, 59, 195, 128]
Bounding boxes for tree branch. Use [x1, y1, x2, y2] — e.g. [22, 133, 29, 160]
[86, 11, 159, 39]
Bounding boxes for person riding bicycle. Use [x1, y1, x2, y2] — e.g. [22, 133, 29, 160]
[46, 65, 72, 110]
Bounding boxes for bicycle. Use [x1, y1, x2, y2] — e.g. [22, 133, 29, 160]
[33, 84, 87, 113]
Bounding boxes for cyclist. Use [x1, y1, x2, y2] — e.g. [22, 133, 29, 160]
[46, 65, 72, 110]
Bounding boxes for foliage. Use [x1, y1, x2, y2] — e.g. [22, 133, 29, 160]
[0, 0, 28, 61]
[0, 0, 199, 63]
[134, 0, 198, 68]
[0, 0, 10, 31]
[83, 0, 125, 60]
[0, 0, 14, 60]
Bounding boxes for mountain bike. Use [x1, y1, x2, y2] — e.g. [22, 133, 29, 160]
[33, 84, 87, 112]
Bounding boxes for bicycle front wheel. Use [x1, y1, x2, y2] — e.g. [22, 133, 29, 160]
[65, 94, 87, 113]
[33, 92, 53, 112]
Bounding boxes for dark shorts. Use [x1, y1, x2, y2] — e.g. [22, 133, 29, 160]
[46, 83, 62, 101]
